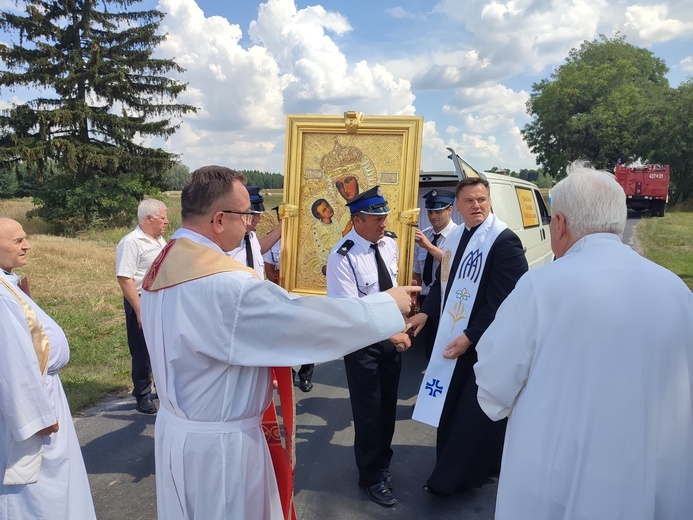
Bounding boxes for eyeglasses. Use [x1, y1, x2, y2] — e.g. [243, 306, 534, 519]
[211, 210, 255, 224]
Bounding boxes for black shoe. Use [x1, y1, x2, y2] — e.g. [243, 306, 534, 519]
[136, 396, 158, 414]
[382, 469, 393, 490]
[364, 481, 397, 507]
[423, 484, 450, 497]
[299, 379, 313, 392]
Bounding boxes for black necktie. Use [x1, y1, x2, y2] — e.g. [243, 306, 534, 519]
[371, 243, 393, 291]
[244, 233, 254, 268]
[422, 233, 442, 286]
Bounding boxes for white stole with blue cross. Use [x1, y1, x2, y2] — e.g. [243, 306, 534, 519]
[412, 214, 506, 427]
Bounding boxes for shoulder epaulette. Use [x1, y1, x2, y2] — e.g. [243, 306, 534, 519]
[337, 240, 354, 256]
[384, 230, 397, 239]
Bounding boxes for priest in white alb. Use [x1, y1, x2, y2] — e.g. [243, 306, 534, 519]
[474, 161, 693, 519]
[140, 166, 418, 520]
[0, 218, 96, 520]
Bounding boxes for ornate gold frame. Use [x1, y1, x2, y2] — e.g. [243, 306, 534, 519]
[279, 111, 423, 296]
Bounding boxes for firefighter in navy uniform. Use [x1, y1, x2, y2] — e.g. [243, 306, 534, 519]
[412, 189, 458, 359]
[326, 186, 412, 507]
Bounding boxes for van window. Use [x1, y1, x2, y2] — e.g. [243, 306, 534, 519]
[534, 189, 551, 225]
[515, 187, 540, 229]
[490, 183, 523, 231]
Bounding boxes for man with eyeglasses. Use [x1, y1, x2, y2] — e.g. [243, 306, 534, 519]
[139, 166, 419, 520]
[228, 186, 281, 278]
[116, 198, 168, 414]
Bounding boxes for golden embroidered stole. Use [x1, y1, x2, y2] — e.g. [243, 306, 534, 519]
[143, 238, 297, 520]
[0, 276, 50, 375]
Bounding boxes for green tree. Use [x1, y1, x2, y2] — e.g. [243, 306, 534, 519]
[632, 79, 693, 203]
[0, 0, 196, 229]
[164, 162, 191, 191]
[522, 34, 669, 177]
[0, 165, 18, 198]
[241, 170, 284, 189]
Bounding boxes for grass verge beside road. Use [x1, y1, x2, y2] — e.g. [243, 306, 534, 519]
[637, 211, 693, 291]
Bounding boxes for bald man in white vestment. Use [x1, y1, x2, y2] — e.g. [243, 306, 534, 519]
[0, 218, 96, 520]
[140, 166, 417, 520]
[474, 162, 693, 519]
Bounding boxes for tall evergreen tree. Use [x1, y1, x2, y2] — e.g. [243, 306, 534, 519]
[0, 0, 196, 229]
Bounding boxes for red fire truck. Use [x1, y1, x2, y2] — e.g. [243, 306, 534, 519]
[614, 164, 670, 217]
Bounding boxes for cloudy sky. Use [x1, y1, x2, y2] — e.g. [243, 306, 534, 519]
[3, 0, 693, 174]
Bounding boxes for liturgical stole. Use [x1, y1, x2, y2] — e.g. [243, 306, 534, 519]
[412, 214, 506, 427]
[142, 238, 297, 520]
[0, 275, 51, 485]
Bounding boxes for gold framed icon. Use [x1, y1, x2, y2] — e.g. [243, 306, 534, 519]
[279, 111, 423, 296]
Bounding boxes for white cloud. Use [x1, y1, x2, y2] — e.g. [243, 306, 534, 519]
[444, 84, 528, 117]
[680, 56, 693, 72]
[421, 0, 605, 84]
[622, 4, 693, 46]
[247, 0, 415, 115]
[157, 0, 285, 132]
[150, 0, 418, 170]
[385, 6, 415, 19]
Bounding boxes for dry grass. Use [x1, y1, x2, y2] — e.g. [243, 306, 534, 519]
[14, 234, 131, 411]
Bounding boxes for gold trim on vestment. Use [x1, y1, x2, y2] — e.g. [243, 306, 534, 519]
[0, 276, 50, 375]
[144, 238, 259, 292]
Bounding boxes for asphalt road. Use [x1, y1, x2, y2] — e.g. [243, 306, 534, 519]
[75, 344, 497, 520]
[75, 215, 646, 519]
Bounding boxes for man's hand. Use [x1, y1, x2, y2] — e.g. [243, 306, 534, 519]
[385, 285, 421, 314]
[36, 422, 59, 436]
[414, 229, 433, 250]
[407, 312, 428, 336]
[442, 334, 471, 359]
[389, 332, 411, 352]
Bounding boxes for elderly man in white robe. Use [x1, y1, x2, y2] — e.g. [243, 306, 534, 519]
[0, 218, 96, 520]
[140, 165, 417, 520]
[474, 161, 693, 519]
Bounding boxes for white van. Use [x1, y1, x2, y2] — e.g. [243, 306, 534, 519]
[418, 153, 553, 270]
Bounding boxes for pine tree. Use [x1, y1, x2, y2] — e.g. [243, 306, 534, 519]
[0, 0, 196, 229]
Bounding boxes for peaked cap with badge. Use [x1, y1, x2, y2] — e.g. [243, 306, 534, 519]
[247, 186, 265, 213]
[423, 189, 455, 210]
[346, 186, 390, 215]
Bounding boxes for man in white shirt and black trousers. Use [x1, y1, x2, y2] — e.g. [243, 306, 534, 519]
[412, 189, 457, 359]
[326, 186, 413, 508]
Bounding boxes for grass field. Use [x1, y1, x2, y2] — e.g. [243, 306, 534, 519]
[1, 195, 690, 411]
[637, 211, 693, 291]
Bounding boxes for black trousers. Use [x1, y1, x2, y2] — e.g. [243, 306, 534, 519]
[123, 298, 153, 400]
[292, 364, 314, 381]
[344, 341, 402, 487]
[427, 349, 506, 493]
[412, 294, 439, 360]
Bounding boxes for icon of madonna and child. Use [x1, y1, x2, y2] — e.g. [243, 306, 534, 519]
[297, 138, 380, 287]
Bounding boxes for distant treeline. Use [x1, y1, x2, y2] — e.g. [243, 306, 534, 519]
[0, 164, 285, 198]
[240, 170, 284, 189]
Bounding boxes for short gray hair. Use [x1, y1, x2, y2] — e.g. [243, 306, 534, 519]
[137, 199, 167, 224]
[550, 160, 627, 238]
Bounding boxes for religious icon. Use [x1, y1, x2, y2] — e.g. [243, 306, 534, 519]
[281, 112, 423, 296]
